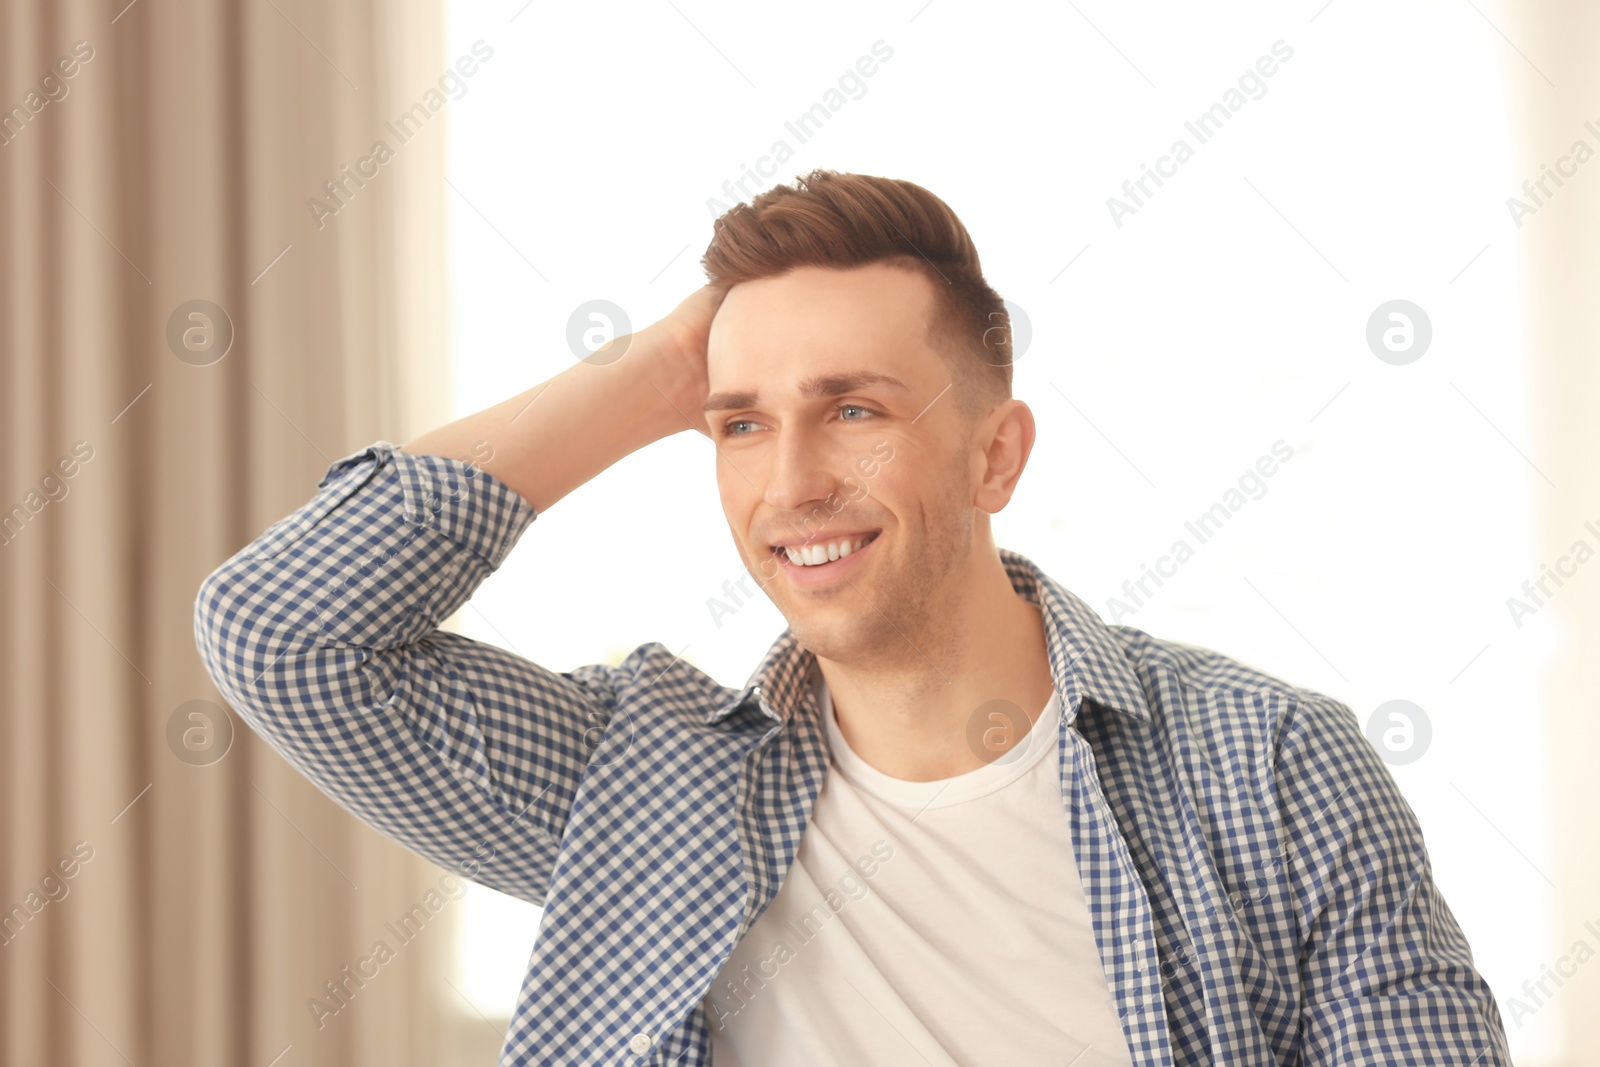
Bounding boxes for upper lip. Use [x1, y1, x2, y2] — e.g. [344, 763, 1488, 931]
[766, 529, 880, 551]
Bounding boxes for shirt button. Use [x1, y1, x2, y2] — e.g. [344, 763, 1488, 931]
[628, 1033, 652, 1054]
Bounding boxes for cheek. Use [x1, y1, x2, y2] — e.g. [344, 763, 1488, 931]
[868, 445, 950, 512]
[714, 455, 739, 499]
[715, 466, 758, 531]
[888, 453, 970, 533]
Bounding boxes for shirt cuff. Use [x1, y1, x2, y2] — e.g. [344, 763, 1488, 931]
[320, 441, 537, 571]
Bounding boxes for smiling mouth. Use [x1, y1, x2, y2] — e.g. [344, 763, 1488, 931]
[769, 531, 881, 567]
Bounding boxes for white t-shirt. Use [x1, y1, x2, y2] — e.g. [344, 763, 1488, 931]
[704, 678, 1137, 1067]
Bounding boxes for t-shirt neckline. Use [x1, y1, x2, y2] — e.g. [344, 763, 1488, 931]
[818, 678, 1062, 810]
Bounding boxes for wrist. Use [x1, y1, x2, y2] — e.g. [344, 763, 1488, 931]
[622, 326, 704, 440]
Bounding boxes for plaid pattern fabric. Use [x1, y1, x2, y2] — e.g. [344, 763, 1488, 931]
[193, 442, 1512, 1067]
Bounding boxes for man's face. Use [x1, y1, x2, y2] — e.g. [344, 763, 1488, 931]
[705, 262, 986, 663]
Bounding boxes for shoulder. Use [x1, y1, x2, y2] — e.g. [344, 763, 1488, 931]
[574, 640, 747, 723]
[1102, 623, 1362, 782]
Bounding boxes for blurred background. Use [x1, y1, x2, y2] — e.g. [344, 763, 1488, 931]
[3, 0, 1598, 1064]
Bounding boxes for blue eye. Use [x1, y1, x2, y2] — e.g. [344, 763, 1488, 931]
[722, 405, 876, 438]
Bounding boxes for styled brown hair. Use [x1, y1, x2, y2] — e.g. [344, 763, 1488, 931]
[701, 169, 1013, 419]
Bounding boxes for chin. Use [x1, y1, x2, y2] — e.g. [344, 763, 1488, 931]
[784, 606, 871, 660]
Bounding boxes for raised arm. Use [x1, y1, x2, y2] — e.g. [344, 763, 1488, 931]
[192, 288, 724, 903]
[404, 285, 723, 511]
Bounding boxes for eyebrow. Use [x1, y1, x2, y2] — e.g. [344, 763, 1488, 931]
[702, 371, 910, 414]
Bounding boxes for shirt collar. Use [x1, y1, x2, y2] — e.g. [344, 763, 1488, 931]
[704, 547, 1151, 728]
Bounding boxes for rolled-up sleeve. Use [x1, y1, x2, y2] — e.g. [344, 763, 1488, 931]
[193, 441, 631, 905]
[1276, 693, 1513, 1065]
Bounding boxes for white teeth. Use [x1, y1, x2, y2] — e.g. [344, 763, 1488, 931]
[778, 534, 876, 567]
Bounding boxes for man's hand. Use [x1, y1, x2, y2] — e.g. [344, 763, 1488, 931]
[636, 285, 726, 439]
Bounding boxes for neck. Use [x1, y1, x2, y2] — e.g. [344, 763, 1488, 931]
[816, 548, 1056, 781]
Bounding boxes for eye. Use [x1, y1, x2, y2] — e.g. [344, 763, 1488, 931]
[720, 404, 877, 438]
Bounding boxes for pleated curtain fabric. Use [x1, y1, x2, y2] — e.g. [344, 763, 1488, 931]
[0, 1, 455, 1064]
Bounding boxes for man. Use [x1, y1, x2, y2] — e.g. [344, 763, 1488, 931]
[194, 170, 1511, 1066]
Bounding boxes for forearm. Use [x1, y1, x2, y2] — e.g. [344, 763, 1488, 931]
[404, 328, 692, 514]
[194, 446, 532, 677]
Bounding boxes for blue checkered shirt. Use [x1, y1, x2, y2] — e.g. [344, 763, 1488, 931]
[193, 442, 1512, 1066]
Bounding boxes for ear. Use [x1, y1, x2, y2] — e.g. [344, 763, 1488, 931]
[971, 399, 1035, 515]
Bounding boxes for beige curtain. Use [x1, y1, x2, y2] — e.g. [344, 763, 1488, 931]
[1511, 6, 1600, 1064]
[0, 1, 457, 1064]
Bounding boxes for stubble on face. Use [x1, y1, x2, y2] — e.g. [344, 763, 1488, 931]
[781, 437, 976, 698]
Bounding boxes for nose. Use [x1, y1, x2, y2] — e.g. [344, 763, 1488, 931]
[762, 426, 838, 522]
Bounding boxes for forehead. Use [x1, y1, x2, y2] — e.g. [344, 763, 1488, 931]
[706, 263, 939, 386]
